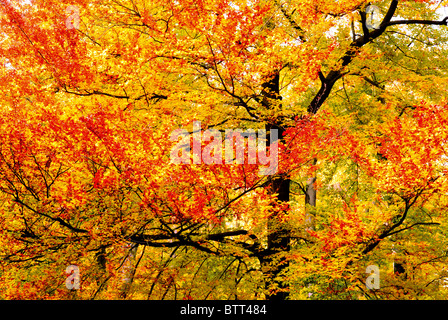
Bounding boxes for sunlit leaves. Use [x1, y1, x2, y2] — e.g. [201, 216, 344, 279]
[1, 0, 448, 300]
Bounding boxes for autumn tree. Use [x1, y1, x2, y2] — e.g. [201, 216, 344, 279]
[1, 0, 448, 300]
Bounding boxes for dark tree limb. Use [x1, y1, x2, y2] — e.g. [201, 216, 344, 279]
[127, 229, 256, 256]
[305, 0, 448, 115]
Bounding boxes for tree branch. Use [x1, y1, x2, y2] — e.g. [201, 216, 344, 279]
[127, 229, 253, 255]
[306, 0, 399, 114]
[385, 222, 440, 237]
[386, 17, 448, 27]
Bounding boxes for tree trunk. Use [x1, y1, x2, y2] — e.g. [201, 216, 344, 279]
[304, 174, 317, 298]
[259, 72, 292, 300]
[91, 245, 109, 299]
[120, 244, 139, 299]
[262, 158, 291, 300]
[305, 176, 317, 230]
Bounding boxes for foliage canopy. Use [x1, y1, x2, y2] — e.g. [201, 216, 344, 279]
[1, 0, 448, 299]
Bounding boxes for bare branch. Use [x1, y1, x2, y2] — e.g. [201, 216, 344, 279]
[386, 17, 448, 27]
